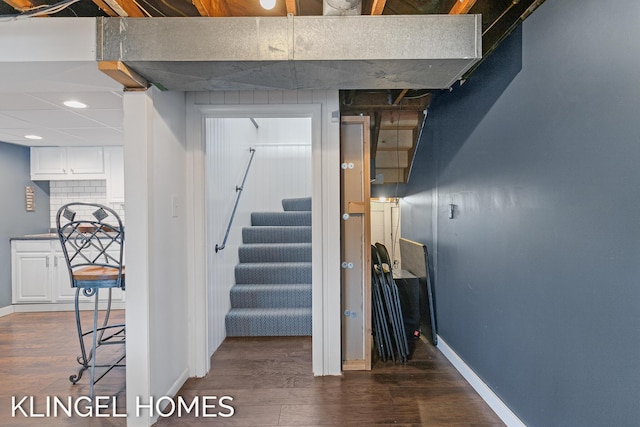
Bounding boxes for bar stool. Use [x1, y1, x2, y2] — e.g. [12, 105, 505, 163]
[56, 202, 125, 399]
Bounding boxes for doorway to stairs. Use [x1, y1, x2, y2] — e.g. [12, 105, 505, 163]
[205, 116, 313, 343]
[187, 100, 341, 377]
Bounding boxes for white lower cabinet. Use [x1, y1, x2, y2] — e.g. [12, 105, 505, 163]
[12, 239, 125, 305]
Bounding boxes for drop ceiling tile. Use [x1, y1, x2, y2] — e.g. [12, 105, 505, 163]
[59, 127, 123, 146]
[31, 91, 124, 110]
[77, 109, 123, 128]
[3, 109, 104, 129]
[0, 93, 57, 110]
[0, 127, 85, 146]
[0, 112, 32, 128]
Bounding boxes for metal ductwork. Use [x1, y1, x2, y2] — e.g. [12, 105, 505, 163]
[97, 15, 481, 91]
[323, 0, 361, 16]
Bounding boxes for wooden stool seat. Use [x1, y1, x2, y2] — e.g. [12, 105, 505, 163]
[73, 266, 125, 288]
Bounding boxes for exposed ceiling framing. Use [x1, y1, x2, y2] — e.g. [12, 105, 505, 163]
[0, 0, 546, 183]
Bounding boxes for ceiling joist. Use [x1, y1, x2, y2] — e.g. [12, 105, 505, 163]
[3, 0, 37, 12]
[91, 0, 118, 16]
[370, 0, 386, 15]
[101, 0, 145, 16]
[449, 0, 477, 15]
[285, 0, 296, 15]
[192, 0, 230, 17]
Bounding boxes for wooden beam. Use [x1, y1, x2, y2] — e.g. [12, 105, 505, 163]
[3, 0, 38, 12]
[392, 89, 409, 106]
[91, 0, 118, 16]
[449, 0, 476, 15]
[98, 61, 149, 91]
[370, 0, 386, 15]
[192, 0, 231, 17]
[102, 0, 145, 16]
[285, 0, 297, 15]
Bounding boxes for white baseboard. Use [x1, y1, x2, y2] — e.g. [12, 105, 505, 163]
[0, 305, 15, 317]
[166, 367, 190, 398]
[11, 302, 125, 313]
[437, 335, 526, 427]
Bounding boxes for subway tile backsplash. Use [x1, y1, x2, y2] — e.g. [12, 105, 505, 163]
[49, 180, 125, 229]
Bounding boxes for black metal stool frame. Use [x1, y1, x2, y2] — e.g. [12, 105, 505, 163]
[56, 202, 125, 399]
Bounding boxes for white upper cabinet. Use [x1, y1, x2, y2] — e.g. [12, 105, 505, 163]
[67, 146, 104, 175]
[30, 147, 68, 177]
[31, 146, 105, 180]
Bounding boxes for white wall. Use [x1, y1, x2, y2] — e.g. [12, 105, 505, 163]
[124, 88, 189, 427]
[244, 118, 312, 213]
[205, 118, 252, 353]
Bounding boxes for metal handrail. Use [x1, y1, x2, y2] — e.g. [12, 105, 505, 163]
[215, 147, 256, 253]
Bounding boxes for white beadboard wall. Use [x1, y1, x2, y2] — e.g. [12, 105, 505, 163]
[49, 180, 125, 229]
[244, 117, 312, 213]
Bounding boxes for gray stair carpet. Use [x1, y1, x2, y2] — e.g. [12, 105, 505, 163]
[282, 197, 312, 212]
[226, 197, 312, 337]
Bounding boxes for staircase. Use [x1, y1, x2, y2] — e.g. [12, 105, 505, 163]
[225, 197, 312, 336]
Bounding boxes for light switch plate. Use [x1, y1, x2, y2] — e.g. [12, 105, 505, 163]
[171, 195, 179, 218]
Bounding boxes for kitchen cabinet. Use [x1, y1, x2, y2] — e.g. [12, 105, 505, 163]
[104, 146, 125, 203]
[31, 146, 105, 180]
[11, 239, 125, 306]
[11, 241, 52, 303]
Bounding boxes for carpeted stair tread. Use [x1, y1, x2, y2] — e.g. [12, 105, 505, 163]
[242, 226, 311, 244]
[282, 197, 311, 212]
[225, 307, 312, 336]
[235, 262, 311, 284]
[239, 243, 311, 263]
[230, 284, 311, 308]
[251, 211, 311, 226]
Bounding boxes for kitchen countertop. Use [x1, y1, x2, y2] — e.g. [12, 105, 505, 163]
[11, 233, 59, 241]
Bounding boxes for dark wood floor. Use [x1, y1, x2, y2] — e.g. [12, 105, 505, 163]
[0, 311, 503, 426]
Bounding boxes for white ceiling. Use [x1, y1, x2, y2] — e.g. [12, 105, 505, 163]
[0, 57, 125, 148]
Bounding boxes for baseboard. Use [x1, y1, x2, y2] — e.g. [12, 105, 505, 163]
[166, 367, 190, 398]
[11, 302, 126, 313]
[436, 335, 526, 427]
[149, 367, 190, 424]
[0, 305, 15, 317]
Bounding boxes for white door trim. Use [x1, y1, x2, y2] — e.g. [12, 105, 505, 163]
[185, 98, 341, 376]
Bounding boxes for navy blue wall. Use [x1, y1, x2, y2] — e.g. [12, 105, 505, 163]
[402, 1, 640, 425]
[0, 142, 50, 308]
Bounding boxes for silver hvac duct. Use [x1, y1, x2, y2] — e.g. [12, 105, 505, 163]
[324, 0, 361, 16]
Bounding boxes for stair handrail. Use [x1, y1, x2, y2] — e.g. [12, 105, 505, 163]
[215, 147, 256, 253]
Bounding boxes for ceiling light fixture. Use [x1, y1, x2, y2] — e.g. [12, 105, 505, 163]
[25, 134, 43, 140]
[63, 100, 87, 109]
[260, 0, 276, 10]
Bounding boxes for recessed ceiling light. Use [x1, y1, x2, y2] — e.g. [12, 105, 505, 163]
[63, 100, 87, 109]
[260, 0, 276, 10]
[25, 134, 43, 140]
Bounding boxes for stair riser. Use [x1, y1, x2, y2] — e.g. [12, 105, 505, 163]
[251, 212, 311, 227]
[242, 227, 311, 244]
[235, 264, 311, 284]
[282, 197, 312, 212]
[238, 244, 312, 263]
[230, 285, 311, 308]
[226, 309, 312, 336]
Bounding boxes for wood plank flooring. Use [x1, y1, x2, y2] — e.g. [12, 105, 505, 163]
[0, 311, 504, 426]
